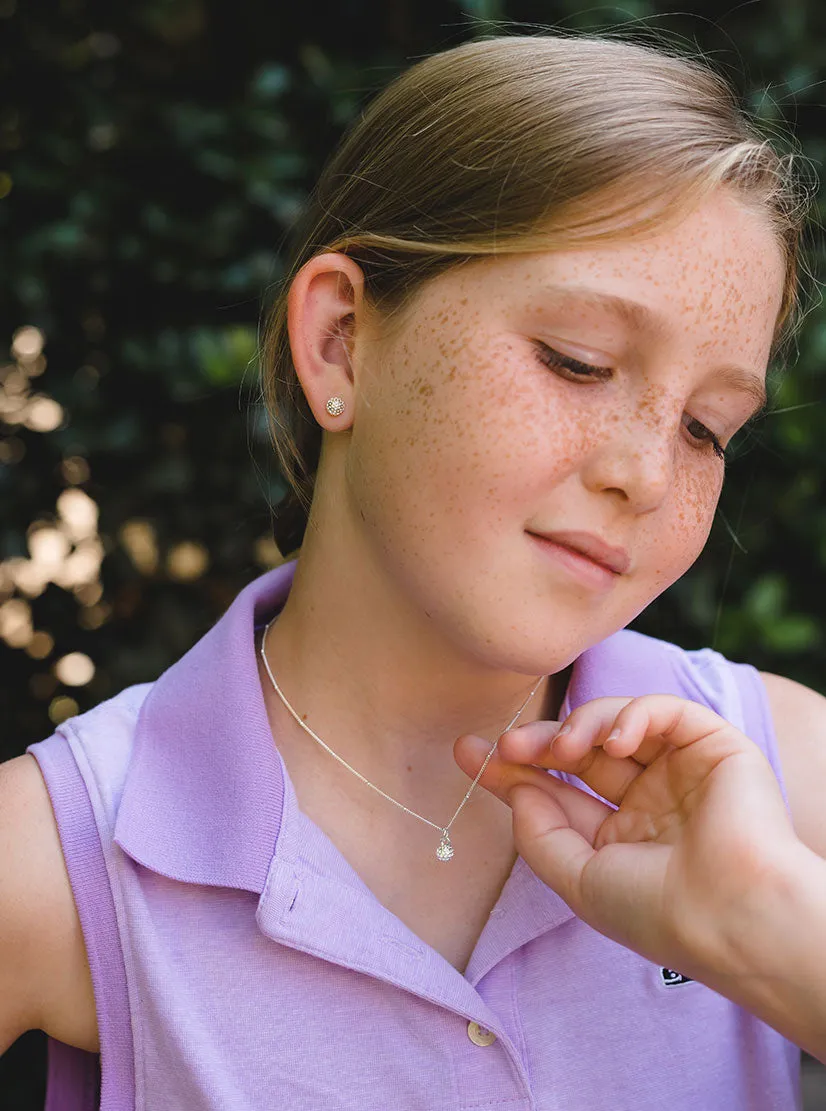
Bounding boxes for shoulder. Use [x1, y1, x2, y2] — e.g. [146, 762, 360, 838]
[758, 671, 826, 859]
[60, 680, 153, 747]
[6, 682, 155, 1053]
[29, 682, 154, 817]
[585, 629, 746, 719]
[0, 754, 99, 1052]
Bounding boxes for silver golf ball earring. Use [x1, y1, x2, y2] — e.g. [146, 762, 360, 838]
[326, 396, 346, 417]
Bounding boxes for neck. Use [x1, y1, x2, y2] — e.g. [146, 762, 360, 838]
[259, 519, 569, 820]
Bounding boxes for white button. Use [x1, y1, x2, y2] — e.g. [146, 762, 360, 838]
[467, 1020, 496, 1047]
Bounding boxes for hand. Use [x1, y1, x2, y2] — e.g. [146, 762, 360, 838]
[454, 695, 803, 983]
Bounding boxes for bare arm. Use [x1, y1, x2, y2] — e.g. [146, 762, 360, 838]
[714, 841, 826, 1063]
[760, 671, 826, 859]
[0, 754, 99, 1055]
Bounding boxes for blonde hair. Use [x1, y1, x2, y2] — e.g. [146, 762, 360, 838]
[259, 32, 809, 550]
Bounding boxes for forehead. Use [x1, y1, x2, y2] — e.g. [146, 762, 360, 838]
[439, 190, 786, 363]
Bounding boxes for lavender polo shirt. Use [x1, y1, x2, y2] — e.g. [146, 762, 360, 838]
[27, 560, 802, 1110]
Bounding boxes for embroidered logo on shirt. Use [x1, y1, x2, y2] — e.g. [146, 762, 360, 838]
[660, 967, 694, 987]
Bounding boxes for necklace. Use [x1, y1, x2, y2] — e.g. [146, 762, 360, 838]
[259, 617, 546, 862]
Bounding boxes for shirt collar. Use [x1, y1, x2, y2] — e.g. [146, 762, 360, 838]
[114, 560, 298, 893]
[114, 558, 651, 893]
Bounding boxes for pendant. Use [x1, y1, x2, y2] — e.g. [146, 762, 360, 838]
[436, 830, 454, 862]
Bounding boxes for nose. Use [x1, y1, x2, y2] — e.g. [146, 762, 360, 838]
[579, 416, 675, 514]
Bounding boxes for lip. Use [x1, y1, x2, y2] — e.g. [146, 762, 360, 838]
[527, 529, 630, 586]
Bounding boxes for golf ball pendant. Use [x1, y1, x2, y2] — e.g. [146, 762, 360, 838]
[436, 830, 454, 862]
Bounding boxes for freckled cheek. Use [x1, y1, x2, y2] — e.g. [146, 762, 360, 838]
[348, 353, 498, 534]
[359, 334, 597, 524]
[652, 464, 722, 578]
[462, 365, 595, 472]
[385, 340, 521, 451]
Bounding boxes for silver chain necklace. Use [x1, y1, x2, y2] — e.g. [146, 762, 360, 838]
[259, 616, 545, 862]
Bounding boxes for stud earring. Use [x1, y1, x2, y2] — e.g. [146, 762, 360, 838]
[326, 396, 346, 417]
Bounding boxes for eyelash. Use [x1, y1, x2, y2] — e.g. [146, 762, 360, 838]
[533, 342, 727, 462]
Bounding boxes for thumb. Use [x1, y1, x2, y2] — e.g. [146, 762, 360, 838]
[509, 783, 597, 916]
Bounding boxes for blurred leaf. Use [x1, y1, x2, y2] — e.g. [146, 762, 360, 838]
[251, 63, 290, 100]
[193, 326, 258, 386]
[763, 614, 821, 653]
[746, 573, 786, 622]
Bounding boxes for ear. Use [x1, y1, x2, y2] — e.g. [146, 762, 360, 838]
[286, 252, 366, 429]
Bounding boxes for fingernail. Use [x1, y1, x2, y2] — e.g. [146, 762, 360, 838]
[606, 728, 622, 743]
[549, 723, 570, 754]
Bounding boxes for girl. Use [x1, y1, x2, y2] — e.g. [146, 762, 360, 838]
[2, 30, 822, 1110]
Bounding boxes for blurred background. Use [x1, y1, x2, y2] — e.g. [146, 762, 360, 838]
[2, 0, 826, 1106]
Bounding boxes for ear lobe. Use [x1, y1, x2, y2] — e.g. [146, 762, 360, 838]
[286, 253, 366, 427]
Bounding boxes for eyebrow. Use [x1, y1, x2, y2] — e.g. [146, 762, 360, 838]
[540, 284, 769, 420]
[546, 286, 672, 341]
[708, 365, 767, 420]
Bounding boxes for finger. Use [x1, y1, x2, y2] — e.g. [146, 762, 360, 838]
[454, 733, 569, 805]
[507, 783, 596, 916]
[500, 702, 671, 768]
[454, 733, 614, 842]
[592, 694, 744, 766]
[495, 717, 654, 808]
[555, 700, 675, 766]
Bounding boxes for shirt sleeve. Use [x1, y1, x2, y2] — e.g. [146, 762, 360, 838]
[26, 730, 135, 1111]
[680, 647, 792, 815]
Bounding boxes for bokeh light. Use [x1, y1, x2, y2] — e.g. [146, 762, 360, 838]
[24, 395, 64, 432]
[28, 524, 71, 567]
[255, 535, 282, 568]
[57, 488, 99, 541]
[49, 696, 80, 725]
[1, 324, 109, 715]
[0, 598, 33, 648]
[79, 603, 111, 630]
[60, 455, 91, 484]
[120, 520, 159, 575]
[11, 325, 44, 360]
[167, 540, 209, 581]
[75, 582, 104, 606]
[54, 652, 95, 687]
[3, 368, 27, 395]
[26, 631, 55, 660]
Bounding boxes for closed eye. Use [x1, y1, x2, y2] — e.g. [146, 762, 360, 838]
[532, 340, 727, 462]
[532, 341, 612, 380]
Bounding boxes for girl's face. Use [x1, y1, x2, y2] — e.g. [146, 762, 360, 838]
[343, 189, 786, 673]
